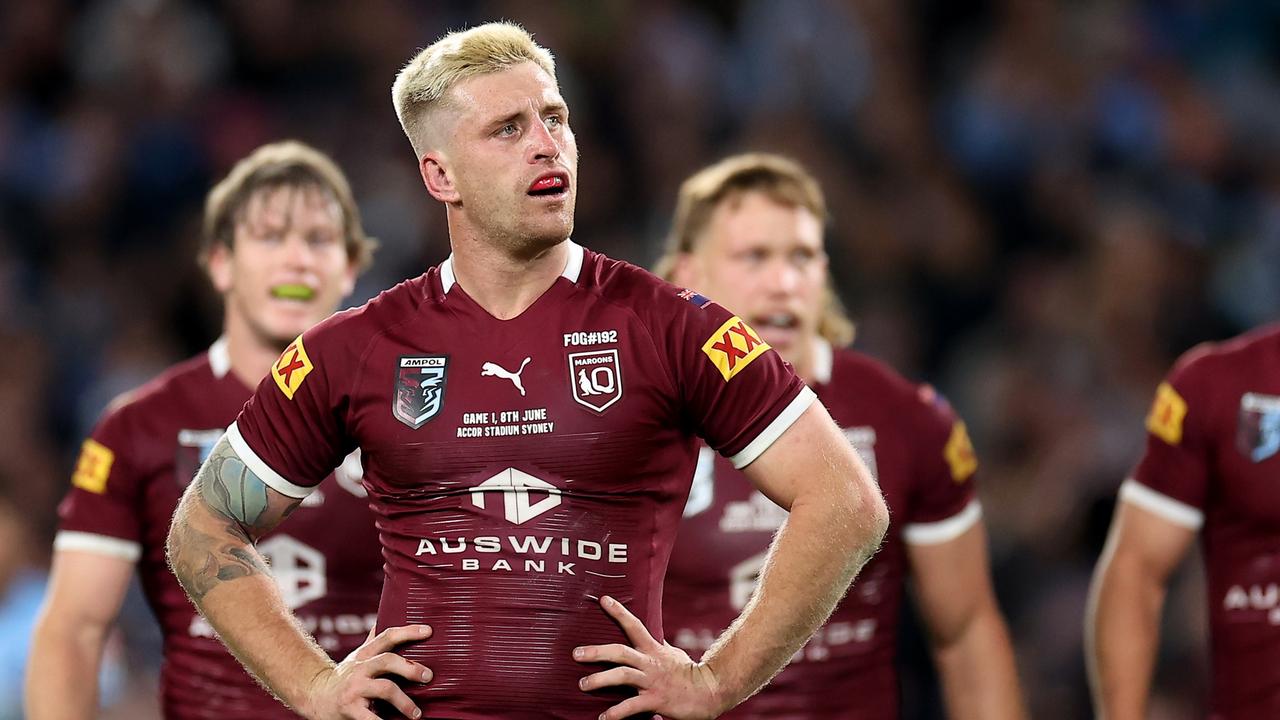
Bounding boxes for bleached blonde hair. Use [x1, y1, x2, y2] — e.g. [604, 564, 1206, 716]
[392, 22, 557, 158]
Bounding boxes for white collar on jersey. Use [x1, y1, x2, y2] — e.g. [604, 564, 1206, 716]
[208, 336, 231, 379]
[439, 239, 584, 294]
[810, 337, 833, 385]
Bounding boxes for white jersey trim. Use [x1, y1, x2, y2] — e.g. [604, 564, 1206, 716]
[811, 338, 833, 385]
[440, 256, 457, 294]
[225, 422, 316, 499]
[562, 240, 584, 283]
[54, 531, 141, 562]
[903, 499, 984, 546]
[208, 336, 231, 379]
[730, 386, 817, 469]
[440, 239, 583, 294]
[1119, 478, 1204, 530]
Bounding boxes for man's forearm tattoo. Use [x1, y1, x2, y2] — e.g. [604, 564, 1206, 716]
[168, 438, 281, 603]
[169, 517, 272, 602]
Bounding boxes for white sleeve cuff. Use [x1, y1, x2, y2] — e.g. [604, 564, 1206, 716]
[1119, 478, 1204, 530]
[903, 499, 984, 546]
[729, 387, 817, 469]
[53, 531, 141, 562]
[225, 422, 316, 499]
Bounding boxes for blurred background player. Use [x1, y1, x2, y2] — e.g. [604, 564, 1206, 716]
[164, 22, 888, 720]
[1088, 323, 1280, 719]
[660, 153, 1026, 719]
[26, 141, 384, 719]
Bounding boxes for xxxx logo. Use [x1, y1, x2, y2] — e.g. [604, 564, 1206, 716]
[1146, 382, 1187, 446]
[72, 438, 114, 494]
[273, 336, 314, 400]
[701, 317, 770, 381]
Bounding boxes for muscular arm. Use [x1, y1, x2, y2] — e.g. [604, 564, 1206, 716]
[27, 551, 133, 720]
[578, 401, 888, 719]
[168, 436, 430, 720]
[706, 401, 890, 708]
[908, 522, 1026, 720]
[1086, 497, 1196, 720]
[165, 435, 328, 710]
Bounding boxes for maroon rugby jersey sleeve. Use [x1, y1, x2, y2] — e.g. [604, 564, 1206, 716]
[899, 386, 982, 545]
[54, 400, 146, 561]
[1125, 348, 1212, 529]
[229, 317, 358, 498]
[661, 289, 813, 468]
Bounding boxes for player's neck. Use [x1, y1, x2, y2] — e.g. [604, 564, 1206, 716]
[446, 231, 570, 320]
[786, 343, 815, 386]
[769, 333, 824, 385]
[222, 311, 288, 389]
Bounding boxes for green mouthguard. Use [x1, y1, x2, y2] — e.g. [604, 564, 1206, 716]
[271, 284, 315, 301]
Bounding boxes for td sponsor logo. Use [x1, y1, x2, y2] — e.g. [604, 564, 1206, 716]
[258, 535, 326, 609]
[413, 468, 629, 577]
[469, 467, 563, 524]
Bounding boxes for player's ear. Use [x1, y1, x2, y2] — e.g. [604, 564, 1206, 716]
[206, 241, 234, 294]
[421, 152, 460, 204]
[340, 260, 357, 298]
[669, 252, 700, 289]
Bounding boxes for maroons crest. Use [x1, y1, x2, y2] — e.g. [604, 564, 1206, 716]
[394, 356, 448, 429]
[568, 349, 622, 412]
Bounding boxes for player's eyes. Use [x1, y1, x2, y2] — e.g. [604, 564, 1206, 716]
[791, 249, 817, 266]
[545, 115, 562, 129]
[496, 123, 518, 138]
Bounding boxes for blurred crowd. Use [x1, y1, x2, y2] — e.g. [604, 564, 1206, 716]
[4, 1, 1279, 717]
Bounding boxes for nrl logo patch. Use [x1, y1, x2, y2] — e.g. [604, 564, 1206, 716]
[394, 356, 448, 429]
[568, 349, 622, 413]
[175, 428, 226, 487]
[1237, 392, 1280, 463]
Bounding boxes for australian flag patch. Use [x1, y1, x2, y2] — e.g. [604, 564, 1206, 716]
[1237, 392, 1280, 462]
[677, 288, 711, 309]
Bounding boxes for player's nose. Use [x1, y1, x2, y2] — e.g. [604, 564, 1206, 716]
[280, 233, 318, 270]
[527, 118, 561, 163]
[766, 259, 801, 295]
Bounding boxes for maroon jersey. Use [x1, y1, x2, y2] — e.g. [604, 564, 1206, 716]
[57, 339, 382, 719]
[665, 342, 981, 719]
[1127, 323, 1280, 719]
[229, 242, 812, 718]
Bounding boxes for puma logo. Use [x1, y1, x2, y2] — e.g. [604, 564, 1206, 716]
[481, 357, 532, 396]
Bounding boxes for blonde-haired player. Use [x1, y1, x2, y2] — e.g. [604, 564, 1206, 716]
[660, 153, 1026, 719]
[166, 22, 888, 720]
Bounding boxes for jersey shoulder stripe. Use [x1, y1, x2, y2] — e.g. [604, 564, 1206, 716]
[53, 530, 142, 561]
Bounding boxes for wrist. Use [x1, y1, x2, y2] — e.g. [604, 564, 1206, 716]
[291, 662, 337, 718]
[695, 659, 735, 716]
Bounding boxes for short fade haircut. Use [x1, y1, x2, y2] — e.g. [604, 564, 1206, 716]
[392, 22, 557, 158]
[200, 140, 375, 272]
[658, 153, 855, 347]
